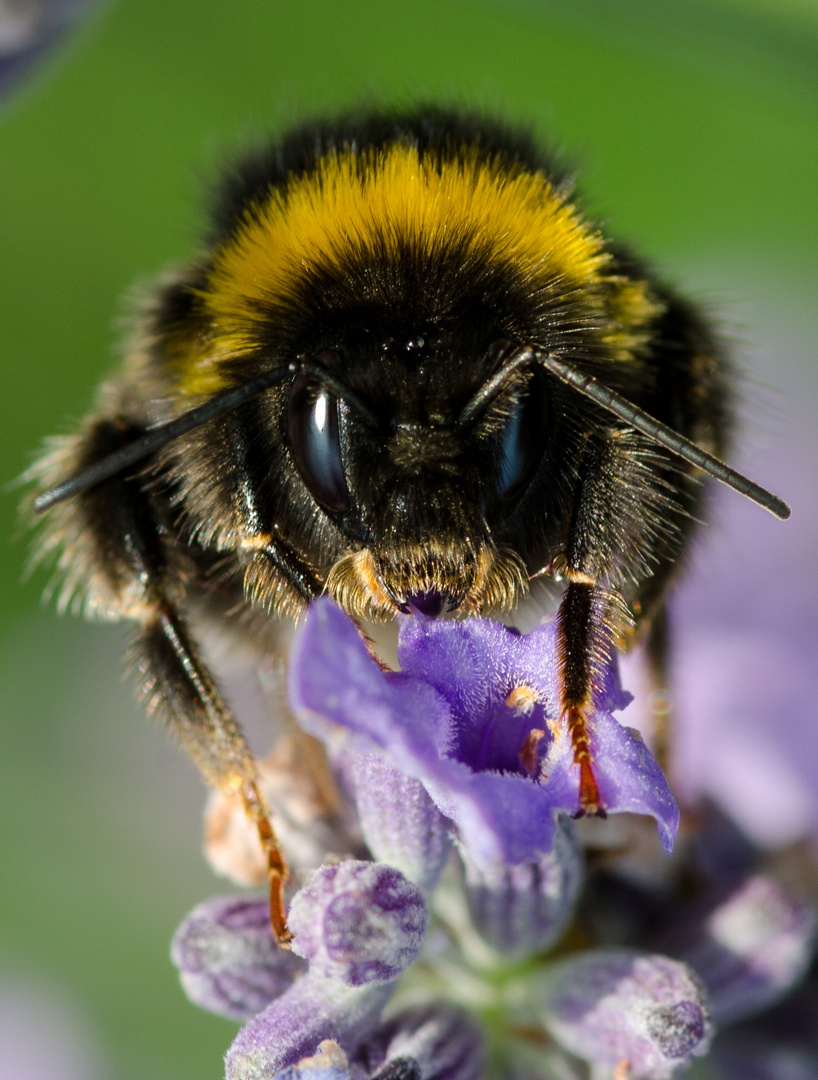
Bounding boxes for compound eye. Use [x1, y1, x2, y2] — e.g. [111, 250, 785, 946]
[287, 372, 350, 513]
[496, 370, 549, 502]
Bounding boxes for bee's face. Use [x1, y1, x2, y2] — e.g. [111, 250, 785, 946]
[156, 135, 672, 620]
[282, 316, 557, 618]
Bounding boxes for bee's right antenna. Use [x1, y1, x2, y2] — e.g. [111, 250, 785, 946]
[534, 348, 791, 521]
[32, 364, 293, 513]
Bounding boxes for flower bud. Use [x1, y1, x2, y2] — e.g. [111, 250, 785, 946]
[459, 820, 583, 959]
[541, 949, 712, 1079]
[289, 861, 428, 986]
[226, 976, 393, 1080]
[670, 875, 817, 1025]
[366, 1003, 484, 1080]
[170, 895, 305, 1020]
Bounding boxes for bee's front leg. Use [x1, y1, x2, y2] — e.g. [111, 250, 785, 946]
[556, 429, 654, 815]
[556, 576, 622, 815]
[33, 415, 293, 944]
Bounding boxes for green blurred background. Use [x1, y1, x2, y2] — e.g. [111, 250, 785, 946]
[0, 1, 816, 1077]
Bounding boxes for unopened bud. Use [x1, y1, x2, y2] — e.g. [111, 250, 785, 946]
[459, 820, 583, 959]
[349, 753, 453, 893]
[541, 949, 712, 1079]
[369, 1003, 484, 1080]
[669, 876, 817, 1025]
[171, 894, 305, 1020]
[289, 861, 428, 986]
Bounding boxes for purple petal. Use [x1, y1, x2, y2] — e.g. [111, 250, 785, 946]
[288, 599, 452, 766]
[398, 615, 631, 718]
[589, 714, 679, 854]
[289, 599, 676, 868]
[289, 862, 428, 987]
[170, 894, 305, 1021]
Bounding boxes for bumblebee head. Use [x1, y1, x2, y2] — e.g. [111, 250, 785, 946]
[286, 334, 546, 618]
[184, 139, 659, 618]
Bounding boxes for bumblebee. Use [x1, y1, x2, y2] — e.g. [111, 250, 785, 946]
[29, 107, 788, 942]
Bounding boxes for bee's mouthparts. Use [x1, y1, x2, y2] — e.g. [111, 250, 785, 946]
[404, 590, 462, 617]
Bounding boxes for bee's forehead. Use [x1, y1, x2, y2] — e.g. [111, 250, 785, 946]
[330, 322, 496, 421]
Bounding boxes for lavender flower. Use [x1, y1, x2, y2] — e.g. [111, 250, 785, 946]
[170, 540, 817, 1079]
[221, 860, 428, 1079]
[288, 598, 678, 868]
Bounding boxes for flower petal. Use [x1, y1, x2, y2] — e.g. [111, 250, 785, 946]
[290, 599, 677, 868]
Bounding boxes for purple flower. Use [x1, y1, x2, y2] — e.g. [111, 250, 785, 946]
[288, 598, 678, 869]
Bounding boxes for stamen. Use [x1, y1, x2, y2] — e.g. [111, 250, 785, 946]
[519, 728, 546, 779]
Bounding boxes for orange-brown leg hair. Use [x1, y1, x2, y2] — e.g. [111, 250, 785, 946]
[46, 416, 292, 944]
[556, 428, 644, 817]
[139, 607, 292, 945]
[557, 576, 610, 815]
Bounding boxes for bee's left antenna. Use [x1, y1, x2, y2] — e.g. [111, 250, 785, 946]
[536, 350, 791, 521]
[32, 364, 293, 513]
